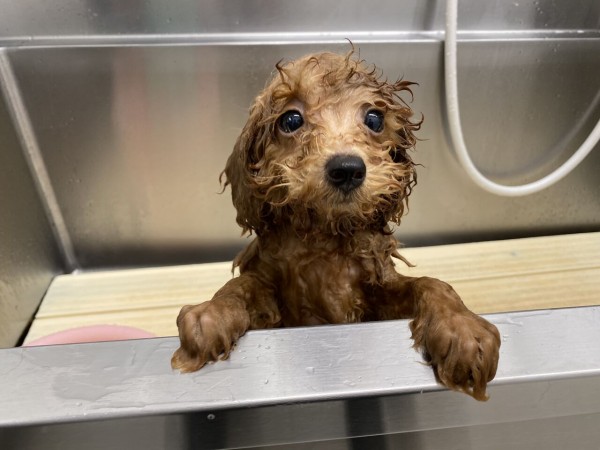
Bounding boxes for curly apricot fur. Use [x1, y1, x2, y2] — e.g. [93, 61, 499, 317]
[173, 51, 500, 401]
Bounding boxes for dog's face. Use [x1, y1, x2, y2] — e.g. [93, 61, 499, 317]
[224, 51, 421, 235]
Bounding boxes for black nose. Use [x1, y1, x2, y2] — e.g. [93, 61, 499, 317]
[326, 155, 367, 193]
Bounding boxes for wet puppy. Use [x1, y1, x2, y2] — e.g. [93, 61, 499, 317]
[172, 51, 500, 400]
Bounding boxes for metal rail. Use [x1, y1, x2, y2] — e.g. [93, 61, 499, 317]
[1, 306, 599, 449]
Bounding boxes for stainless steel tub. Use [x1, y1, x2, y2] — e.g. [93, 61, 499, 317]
[1, 1, 599, 448]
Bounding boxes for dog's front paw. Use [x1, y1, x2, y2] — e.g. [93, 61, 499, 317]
[411, 310, 500, 401]
[171, 299, 251, 372]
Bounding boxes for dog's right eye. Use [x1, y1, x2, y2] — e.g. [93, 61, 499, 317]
[364, 109, 384, 133]
[278, 110, 304, 134]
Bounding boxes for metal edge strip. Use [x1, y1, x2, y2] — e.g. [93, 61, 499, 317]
[0, 49, 78, 271]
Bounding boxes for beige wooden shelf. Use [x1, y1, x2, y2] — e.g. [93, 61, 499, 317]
[24, 232, 600, 343]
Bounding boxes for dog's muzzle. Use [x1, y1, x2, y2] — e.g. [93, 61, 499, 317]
[325, 155, 366, 193]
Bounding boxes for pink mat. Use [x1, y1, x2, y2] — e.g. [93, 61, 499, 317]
[24, 325, 155, 346]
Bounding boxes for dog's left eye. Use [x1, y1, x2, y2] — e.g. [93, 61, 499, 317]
[278, 110, 304, 134]
[364, 109, 384, 133]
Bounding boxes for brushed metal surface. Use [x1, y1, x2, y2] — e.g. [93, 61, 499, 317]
[0, 83, 63, 347]
[0, 51, 77, 271]
[1, 0, 599, 45]
[5, 36, 600, 267]
[0, 1, 598, 447]
[259, 414, 600, 450]
[0, 0, 440, 42]
[0, 0, 598, 268]
[1, 307, 599, 449]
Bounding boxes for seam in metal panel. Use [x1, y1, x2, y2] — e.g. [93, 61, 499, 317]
[0, 49, 78, 272]
[0, 29, 598, 48]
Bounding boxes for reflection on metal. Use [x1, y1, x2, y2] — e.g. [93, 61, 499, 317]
[0, 56, 62, 347]
[0, 51, 77, 271]
[445, 0, 600, 196]
[1, 307, 600, 449]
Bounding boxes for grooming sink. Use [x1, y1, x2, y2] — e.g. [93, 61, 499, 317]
[3, 234, 600, 449]
[1, 1, 600, 449]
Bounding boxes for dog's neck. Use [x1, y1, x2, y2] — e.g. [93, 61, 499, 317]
[257, 205, 396, 238]
[259, 221, 393, 246]
[233, 224, 408, 287]
[255, 222, 401, 259]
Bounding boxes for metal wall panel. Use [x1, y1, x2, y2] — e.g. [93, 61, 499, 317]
[1, 0, 598, 42]
[1, 1, 599, 268]
[0, 89, 62, 347]
[6, 36, 600, 267]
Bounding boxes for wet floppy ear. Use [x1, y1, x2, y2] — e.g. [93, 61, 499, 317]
[377, 79, 422, 221]
[223, 98, 270, 235]
[389, 80, 422, 183]
[391, 124, 418, 167]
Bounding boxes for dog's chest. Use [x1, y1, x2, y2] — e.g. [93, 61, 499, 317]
[275, 251, 369, 326]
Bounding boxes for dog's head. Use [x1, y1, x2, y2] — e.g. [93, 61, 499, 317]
[223, 51, 421, 236]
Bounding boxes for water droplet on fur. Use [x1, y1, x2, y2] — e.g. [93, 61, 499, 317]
[305, 366, 315, 374]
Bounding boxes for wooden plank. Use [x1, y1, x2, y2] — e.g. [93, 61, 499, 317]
[25, 306, 182, 342]
[454, 267, 600, 314]
[397, 232, 600, 281]
[24, 232, 600, 344]
[36, 262, 234, 318]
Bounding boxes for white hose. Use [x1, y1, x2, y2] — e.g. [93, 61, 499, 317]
[445, 0, 600, 196]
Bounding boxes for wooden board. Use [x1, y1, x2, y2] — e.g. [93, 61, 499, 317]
[24, 232, 600, 343]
